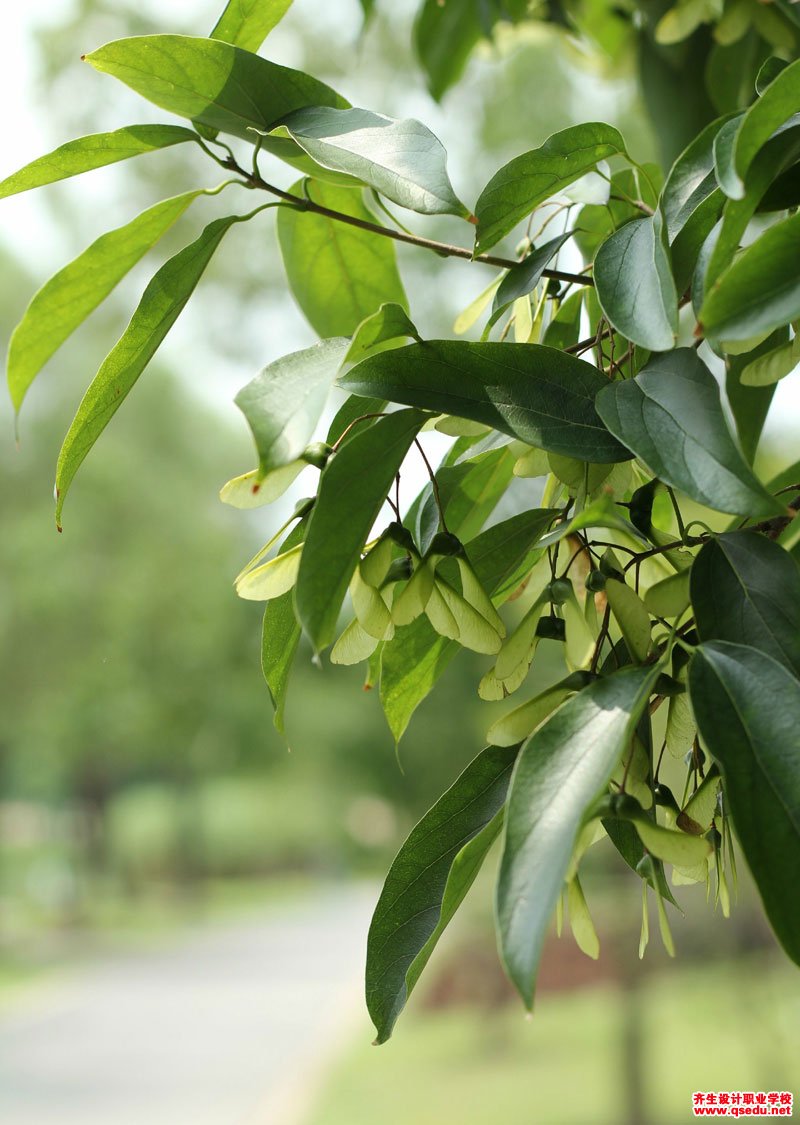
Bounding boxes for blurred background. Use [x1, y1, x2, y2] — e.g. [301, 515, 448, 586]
[1, 1, 798, 1123]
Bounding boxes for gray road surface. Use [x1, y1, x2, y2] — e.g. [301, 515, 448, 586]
[0, 884, 376, 1125]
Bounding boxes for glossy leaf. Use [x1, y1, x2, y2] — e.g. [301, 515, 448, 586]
[474, 123, 626, 254]
[699, 211, 800, 342]
[596, 349, 783, 518]
[8, 189, 206, 414]
[691, 532, 800, 676]
[294, 409, 423, 650]
[497, 664, 658, 1006]
[277, 180, 407, 338]
[235, 338, 349, 476]
[0, 125, 197, 199]
[340, 340, 629, 463]
[689, 641, 800, 965]
[594, 214, 678, 352]
[85, 35, 347, 143]
[210, 0, 293, 51]
[282, 106, 467, 217]
[366, 743, 517, 1042]
[55, 215, 239, 526]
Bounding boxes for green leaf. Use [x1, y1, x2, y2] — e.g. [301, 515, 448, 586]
[713, 57, 800, 198]
[281, 106, 467, 217]
[543, 291, 584, 351]
[380, 509, 557, 742]
[294, 409, 423, 650]
[84, 35, 347, 143]
[475, 123, 626, 254]
[605, 579, 652, 663]
[488, 232, 573, 329]
[0, 125, 198, 200]
[699, 212, 800, 343]
[689, 641, 800, 966]
[644, 569, 691, 619]
[261, 520, 307, 732]
[8, 189, 207, 414]
[487, 672, 591, 747]
[345, 303, 420, 365]
[366, 743, 517, 1043]
[691, 532, 800, 677]
[596, 349, 783, 518]
[413, 0, 527, 100]
[497, 664, 658, 1006]
[340, 340, 629, 463]
[594, 214, 678, 351]
[740, 333, 800, 387]
[628, 817, 712, 866]
[725, 329, 788, 463]
[55, 214, 240, 526]
[234, 338, 348, 476]
[211, 0, 293, 52]
[277, 180, 407, 338]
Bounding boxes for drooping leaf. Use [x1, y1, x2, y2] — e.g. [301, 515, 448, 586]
[234, 338, 349, 477]
[294, 409, 423, 650]
[340, 340, 629, 463]
[345, 303, 420, 365]
[725, 329, 789, 463]
[84, 35, 347, 143]
[713, 57, 800, 198]
[366, 743, 517, 1043]
[0, 125, 198, 199]
[277, 180, 407, 338]
[211, 0, 293, 52]
[699, 211, 800, 343]
[593, 213, 678, 352]
[261, 519, 307, 732]
[691, 532, 800, 677]
[689, 641, 800, 965]
[596, 349, 783, 518]
[55, 214, 240, 526]
[8, 189, 208, 414]
[281, 106, 467, 217]
[488, 232, 573, 329]
[487, 672, 592, 747]
[474, 123, 626, 254]
[605, 579, 652, 663]
[413, 0, 528, 101]
[543, 291, 584, 351]
[644, 568, 691, 619]
[497, 664, 658, 1006]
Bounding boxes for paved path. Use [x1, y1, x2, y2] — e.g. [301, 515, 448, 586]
[0, 884, 376, 1125]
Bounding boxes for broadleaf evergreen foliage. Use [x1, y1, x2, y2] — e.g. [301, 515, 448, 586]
[6, 0, 800, 1041]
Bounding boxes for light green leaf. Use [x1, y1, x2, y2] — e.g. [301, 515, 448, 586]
[340, 340, 629, 463]
[220, 461, 305, 508]
[281, 106, 467, 217]
[691, 532, 800, 677]
[278, 180, 407, 338]
[596, 349, 783, 518]
[699, 212, 800, 342]
[567, 876, 600, 960]
[84, 35, 347, 142]
[236, 541, 303, 601]
[210, 0, 293, 52]
[8, 189, 207, 414]
[366, 743, 517, 1043]
[605, 579, 652, 663]
[55, 214, 239, 526]
[0, 125, 198, 199]
[235, 338, 348, 477]
[644, 569, 691, 618]
[434, 578, 502, 654]
[689, 641, 800, 965]
[475, 123, 626, 254]
[487, 672, 588, 747]
[740, 333, 800, 386]
[261, 519, 307, 732]
[497, 664, 658, 1006]
[630, 817, 712, 866]
[294, 409, 423, 650]
[713, 57, 800, 198]
[594, 214, 678, 351]
[331, 617, 380, 665]
[345, 303, 420, 365]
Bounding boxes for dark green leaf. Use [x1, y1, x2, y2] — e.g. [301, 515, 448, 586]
[261, 519, 307, 732]
[689, 641, 800, 966]
[345, 303, 420, 365]
[488, 232, 572, 329]
[543, 291, 584, 351]
[596, 349, 783, 518]
[84, 35, 347, 142]
[340, 340, 629, 463]
[594, 213, 678, 351]
[277, 180, 407, 337]
[55, 215, 239, 526]
[281, 106, 467, 217]
[325, 394, 385, 445]
[0, 125, 197, 199]
[211, 0, 293, 52]
[756, 57, 790, 96]
[497, 664, 658, 1006]
[235, 338, 349, 477]
[8, 189, 206, 414]
[294, 409, 423, 650]
[691, 532, 800, 677]
[474, 123, 626, 254]
[575, 165, 662, 263]
[725, 330, 787, 463]
[699, 211, 800, 342]
[413, 0, 528, 101]
[366, 743, 517, 1043]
